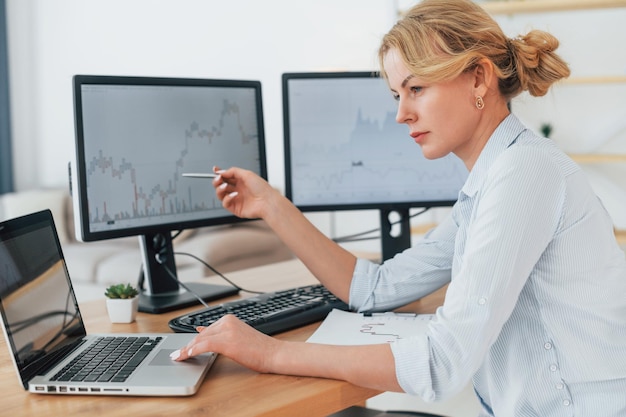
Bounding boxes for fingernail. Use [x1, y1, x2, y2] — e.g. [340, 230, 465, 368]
[229, 191, 238, 198]
[187, 347, 193, 356]
[170, 349, 181, 360]
[219, 182, 228, 190]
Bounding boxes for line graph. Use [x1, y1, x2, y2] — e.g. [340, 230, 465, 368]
[289, 100, 467, 205]
[80, 84, 261, 232]
[306, 309, 435, 346]
[286, 76, 468, 207]
[360, 322, 403, 343]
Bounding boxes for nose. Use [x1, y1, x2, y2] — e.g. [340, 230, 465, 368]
[395, 97, 415, 125]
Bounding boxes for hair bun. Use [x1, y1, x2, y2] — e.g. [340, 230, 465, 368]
[508, 30, 570, 97]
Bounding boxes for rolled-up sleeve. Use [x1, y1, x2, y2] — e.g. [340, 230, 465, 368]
[349, 213, 457, 312]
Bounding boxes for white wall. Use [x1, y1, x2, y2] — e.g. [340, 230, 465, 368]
[6, 1, 626, 238]
[6, 0, 397, 193]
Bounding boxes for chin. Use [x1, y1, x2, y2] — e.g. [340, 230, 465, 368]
[420, 148, 447, 160]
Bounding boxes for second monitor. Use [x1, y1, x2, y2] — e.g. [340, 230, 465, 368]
[282, 71, 468, 260]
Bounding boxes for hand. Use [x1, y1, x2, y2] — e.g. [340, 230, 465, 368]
[170, 314, 402, 392]
[170, 314, 281, 373]
[212, 166, 276, 220]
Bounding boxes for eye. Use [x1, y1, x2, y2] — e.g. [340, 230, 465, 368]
[391, 92, 400, 101]
[410, 86, 424, 95]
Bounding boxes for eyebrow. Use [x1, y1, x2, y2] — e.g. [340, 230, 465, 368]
[401, 74, 414, 88]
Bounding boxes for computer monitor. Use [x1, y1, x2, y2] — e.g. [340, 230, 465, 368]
[282, 71, 468, 260]
[72, 75, 267, 313]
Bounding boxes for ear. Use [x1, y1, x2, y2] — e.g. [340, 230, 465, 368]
[472, 58, 496, 97]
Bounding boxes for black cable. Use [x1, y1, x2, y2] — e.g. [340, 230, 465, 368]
[158, 261, 210, 308]
[334, 235, 381, 243]
[332, 207, 431, 243]
[172, 251, 266, 294]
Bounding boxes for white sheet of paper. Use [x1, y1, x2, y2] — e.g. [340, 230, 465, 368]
[306, 309, 434, 345]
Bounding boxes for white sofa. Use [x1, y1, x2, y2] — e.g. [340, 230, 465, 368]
[0, 188, 294, 301]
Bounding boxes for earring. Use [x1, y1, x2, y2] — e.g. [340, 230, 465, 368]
[475, 96, 484, 110]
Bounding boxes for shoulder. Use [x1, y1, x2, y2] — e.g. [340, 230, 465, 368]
[492, 130, 579, 181]
[477, 132, 576, 212]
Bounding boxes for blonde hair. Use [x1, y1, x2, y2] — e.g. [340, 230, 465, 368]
[378, 0, 571, 100]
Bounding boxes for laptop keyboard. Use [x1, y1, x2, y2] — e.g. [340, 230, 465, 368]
[51, 336, 162, 383]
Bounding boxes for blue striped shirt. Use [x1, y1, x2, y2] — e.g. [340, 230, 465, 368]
[349, 114, 626, 416]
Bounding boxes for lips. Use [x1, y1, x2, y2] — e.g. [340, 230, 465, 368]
[410, 131, 427, 144]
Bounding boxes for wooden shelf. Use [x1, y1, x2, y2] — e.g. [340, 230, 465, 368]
[480, 0, 626, 14]
[568, 154, 626, 164]
[563, 75, 626, 85]
[410, 222, 438, 236]
[414, 222, 626, 245]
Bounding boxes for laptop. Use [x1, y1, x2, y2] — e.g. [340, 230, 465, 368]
[0, 209, 215, 396]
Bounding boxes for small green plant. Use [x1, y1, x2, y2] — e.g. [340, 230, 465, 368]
[540, 122, 553, 139]
[104, 283, 139, 299]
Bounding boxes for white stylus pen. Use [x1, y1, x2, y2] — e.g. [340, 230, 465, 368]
[181, 173, 219, 178]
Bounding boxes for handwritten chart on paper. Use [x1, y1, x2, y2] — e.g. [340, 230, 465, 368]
[306, 309, 434, 345]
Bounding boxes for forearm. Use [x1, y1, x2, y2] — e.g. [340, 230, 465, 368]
[263, 191, 357, 301]
[273, 340, 403, 392]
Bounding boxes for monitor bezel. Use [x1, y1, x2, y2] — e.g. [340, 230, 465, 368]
[281, 71, 459, 213]
[72, 74, 267, 243]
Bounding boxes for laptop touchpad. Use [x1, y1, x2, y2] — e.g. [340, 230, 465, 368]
[149, 349, 203, 366]
[149, 349, 181, 366]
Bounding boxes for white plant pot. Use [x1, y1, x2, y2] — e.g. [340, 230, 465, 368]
[106, 297, 139, 323]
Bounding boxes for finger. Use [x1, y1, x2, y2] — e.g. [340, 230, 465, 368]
[215, 170, 237, 188]
[215, 180, 226, 193]
[222, 191, 239, 208]
[170, 339, 210, 361]
[212, 166, 225, 182]
[215, 182, 231, 201]
[170, 347, 185, 361]
[215, 176, 235, 193]
[169, 326, 210, 361]
[172, 345, 196, 361]
[216, 167, 242, 187]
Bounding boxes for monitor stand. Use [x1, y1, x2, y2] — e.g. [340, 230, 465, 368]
[137, 232, 239, 314]
[379, 208, 412, 261]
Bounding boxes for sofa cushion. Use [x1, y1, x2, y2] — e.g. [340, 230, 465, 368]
[0, 188, 71, 243]
[63, 239, 139, 284]
[175, 224, 291, 271]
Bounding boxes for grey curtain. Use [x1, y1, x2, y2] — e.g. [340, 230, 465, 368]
[0, 0, 14, 194]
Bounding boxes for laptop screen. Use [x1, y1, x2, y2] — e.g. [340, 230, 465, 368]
[0, 210, 86, 387]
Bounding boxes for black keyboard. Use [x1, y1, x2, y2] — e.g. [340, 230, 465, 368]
[168, 284, 349, 335]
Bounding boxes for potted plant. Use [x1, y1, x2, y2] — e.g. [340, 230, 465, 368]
[104, 283, 140, 323]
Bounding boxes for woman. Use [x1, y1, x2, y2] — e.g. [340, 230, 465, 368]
[171, 0, 626, 415]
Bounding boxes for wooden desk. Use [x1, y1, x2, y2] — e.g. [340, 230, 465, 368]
[0, 258, 444, 417]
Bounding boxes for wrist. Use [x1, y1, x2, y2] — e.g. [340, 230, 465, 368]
[262, 190, 291, 224]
